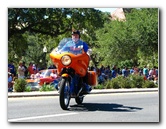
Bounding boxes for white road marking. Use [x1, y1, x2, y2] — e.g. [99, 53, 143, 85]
[8, 112, 78, 122]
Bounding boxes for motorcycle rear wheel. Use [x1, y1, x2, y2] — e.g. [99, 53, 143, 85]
[59, 78, 70, 110]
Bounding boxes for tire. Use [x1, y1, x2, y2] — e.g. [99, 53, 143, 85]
[75, 96, 84, 104]
[59, 78, 70, 110]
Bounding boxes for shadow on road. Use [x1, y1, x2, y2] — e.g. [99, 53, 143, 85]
[69, 103, 143, 112]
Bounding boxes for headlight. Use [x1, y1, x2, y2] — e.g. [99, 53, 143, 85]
[61, 55, 71, 66]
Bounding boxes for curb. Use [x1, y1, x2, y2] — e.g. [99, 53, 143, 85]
[8, 88, 158, 98]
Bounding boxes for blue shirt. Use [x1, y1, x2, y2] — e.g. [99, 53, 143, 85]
[112, 70, 116, 78]
[63, 39, 89, 53]
[130, 69, 134, 74]
[8, 64, 15, 74]
[74, 40, 89, 53]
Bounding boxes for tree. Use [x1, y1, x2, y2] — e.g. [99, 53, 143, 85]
[94, 8, 158, 68]
[8, 8, 105, 67]
[126, 8, 158, 67]
[8, 8, 104, 39]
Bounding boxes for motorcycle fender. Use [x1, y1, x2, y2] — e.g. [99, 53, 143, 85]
[61, 73, 69, 77]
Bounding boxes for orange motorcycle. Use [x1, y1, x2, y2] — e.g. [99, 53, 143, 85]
[50, 38, 97, 110]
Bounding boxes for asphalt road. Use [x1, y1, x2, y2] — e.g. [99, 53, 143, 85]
[8, 91, 159, 122]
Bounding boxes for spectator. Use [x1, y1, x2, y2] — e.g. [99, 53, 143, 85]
[143, 65, 149, 78]
[8, 72, 13, 92]
[32, 64, 36, 73]
[50, 69, 58, 79]
[122, 67, 129, 77]
[23, 61, 28, 78]
[134, 66, 139, 74]
[105, 66, 112, 79]
[35, 72, 41, 79]
[149, 68, 153, 76]
[105, 65, 111, 80]
[122, 67, 127, 77]
[28, 63, 34, 76]
[155, 66, 158, 77]
[98, 73, 105, 84]
[100, 65, 105, 74]
[111, 67, 116, 78]
[130, 67, 134, 74]
[148, 68, 154, 80]
[117, 68, 122, 75]
[35, 64, 39, 74]
[17, 61, 26, 79]
[152, 67, 157, 78]
[30, 74, 36, 79]
[8, 61, 16, 76]
[139, 68, 143, 76]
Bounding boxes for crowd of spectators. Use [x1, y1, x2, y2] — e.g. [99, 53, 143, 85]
[8, 60, 158, 92]
[89, 65, 158, 85]
[8, 61, 47, 92]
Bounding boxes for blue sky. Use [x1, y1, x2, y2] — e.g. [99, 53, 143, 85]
[95, 8, 117, 13]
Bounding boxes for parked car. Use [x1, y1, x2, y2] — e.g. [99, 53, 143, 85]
[38, 69, 60, 86]
[26, 69, 60, 90]
[26, 79, 40, 91]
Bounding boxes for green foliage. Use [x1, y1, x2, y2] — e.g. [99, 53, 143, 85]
[39, 83, 55, 92]
[109, 78, 121, 89]
[8, 8, 104, 41]
[95, 8, 158, 68]
[119, 60, 134, 69]
[94, 74, 158, 89]
[120, 77, 132, 88]
[107, 75, 132, 89]
[143, 80, 157, 88]
[103, 80, 112, 89]
[14, 78, 27, 92]
[94, 84, 104, 89]
[25, 86, 31, 92]
[8, 8, 105, 68]
[8, 8, 158, 70]
[129, 74, 144, 88]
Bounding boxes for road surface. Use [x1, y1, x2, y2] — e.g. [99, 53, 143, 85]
[8, 91, 159, 122]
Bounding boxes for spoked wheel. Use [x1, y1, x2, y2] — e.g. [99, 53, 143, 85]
[75, 96, 84, 104]
[59, 78, 70, 110]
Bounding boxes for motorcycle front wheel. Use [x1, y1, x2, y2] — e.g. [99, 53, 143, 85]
[59, 78, 70, 110]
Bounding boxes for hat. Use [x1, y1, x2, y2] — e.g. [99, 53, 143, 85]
[72, 30, 80, 35]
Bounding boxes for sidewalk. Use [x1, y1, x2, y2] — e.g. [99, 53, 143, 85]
[8, 88, 158, 98]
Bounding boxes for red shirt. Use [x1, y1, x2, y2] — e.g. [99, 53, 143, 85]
[28, 66, 34, 75]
